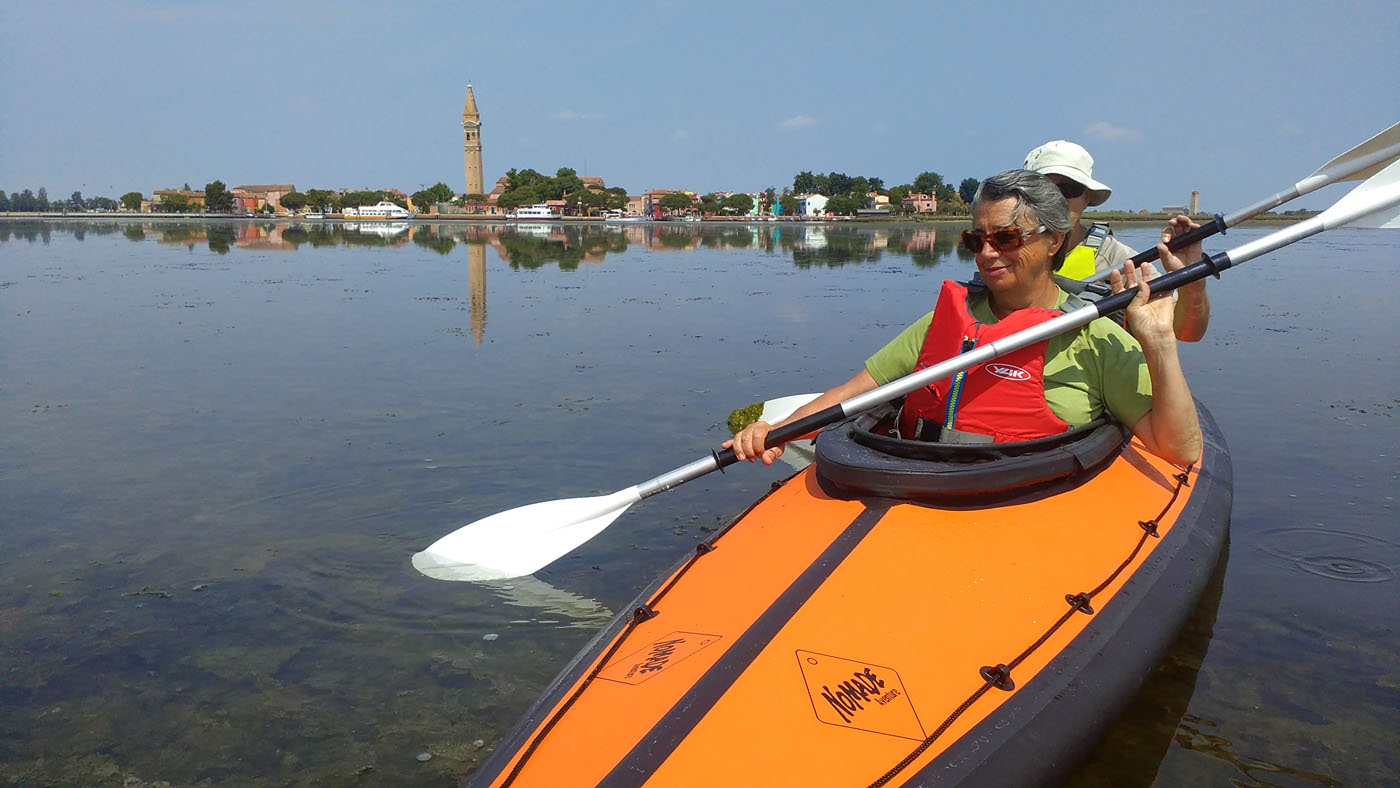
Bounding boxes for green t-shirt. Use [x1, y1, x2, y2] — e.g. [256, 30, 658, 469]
[864, 289, 1154, 429]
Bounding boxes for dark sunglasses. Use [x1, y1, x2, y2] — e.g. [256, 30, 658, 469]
[1054, 179, 1087, 200]
[960, 225, 1046, 254]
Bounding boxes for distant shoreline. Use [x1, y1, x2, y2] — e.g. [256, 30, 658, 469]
[0, 212, 1311, 225]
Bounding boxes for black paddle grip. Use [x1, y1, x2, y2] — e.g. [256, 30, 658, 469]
[1126, 214, 1226, 267]
[1093, 251, 1232, 317]
[715, 404, 846, 468]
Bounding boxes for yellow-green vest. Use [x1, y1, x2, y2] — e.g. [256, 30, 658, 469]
[1059, 223, 1112, 280]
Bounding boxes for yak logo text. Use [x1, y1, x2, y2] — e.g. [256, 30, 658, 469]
[986, 363, 1031, 381]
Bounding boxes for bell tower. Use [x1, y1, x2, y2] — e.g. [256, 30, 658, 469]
[462, 85, 484, 196]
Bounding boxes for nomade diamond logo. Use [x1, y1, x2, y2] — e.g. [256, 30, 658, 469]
[796, 650, 925, 741]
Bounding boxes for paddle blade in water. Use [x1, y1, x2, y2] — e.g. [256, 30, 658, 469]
[759, 393, 822, 426]
[412, 487, 643, 582]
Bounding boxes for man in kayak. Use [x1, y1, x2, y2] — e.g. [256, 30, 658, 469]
[1024, 140, 1211, 342]
[725, 169, 1203, 466]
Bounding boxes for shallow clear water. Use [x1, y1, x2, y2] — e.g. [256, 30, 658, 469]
[1, 219, 1396, 786]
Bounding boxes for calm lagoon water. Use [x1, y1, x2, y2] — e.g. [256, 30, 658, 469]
[1, 219, 1396, 787]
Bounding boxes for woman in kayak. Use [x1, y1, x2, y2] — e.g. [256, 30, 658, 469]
[725, 169, 1203, 466]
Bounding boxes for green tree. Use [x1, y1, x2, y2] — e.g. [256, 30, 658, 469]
[340, 190, 381, 209]
[69, 191, 85, 210]
[204, 180, 233, 213]
[658, 192, 693, 214]
[121, 192, 143, 210]
[698, 194, 721, 214]
[912, 172, 944, 196]
[159, 193, 189, 212]
[959, 177, 980, 205]
[570, 187, 608, 216]
[761, 187, 777, 213]
[826, 193, 860, 216]
[424, 181, 456, 204]
[793, 171, 817, 194]
[497, 188, 538, 211]
[280, 191, 308, 212]
[779, 194, 799, 216]
[827, 174, 855, 195]
[937, 193, 969, 215]
[721, 193, 754, 215]
[37, 188, 50, 211]
[0, 190, 9, 212]
[304, 189, 340, 212]
[89, 196, 119, 211]
[462, 193, 487, 202]
[555, 167, 583, 198]
[935, 183, 956, 203]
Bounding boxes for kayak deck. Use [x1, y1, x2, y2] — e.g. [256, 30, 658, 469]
[472, 407, 1231, 787]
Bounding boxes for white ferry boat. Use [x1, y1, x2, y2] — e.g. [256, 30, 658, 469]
[603, 210, 649, 223]
[512, 204, 561, 220]
[343, 200, 412, 219]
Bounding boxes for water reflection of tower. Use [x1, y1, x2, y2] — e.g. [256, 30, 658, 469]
[468, 242, 486, 346]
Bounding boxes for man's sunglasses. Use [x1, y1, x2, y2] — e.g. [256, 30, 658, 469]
[960, 225, 1046, 254]
[1054, 179, 1087, 200]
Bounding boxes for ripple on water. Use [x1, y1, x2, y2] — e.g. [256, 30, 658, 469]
[1293, 556, 1395, 583]
[1256, 526, 1400, 584]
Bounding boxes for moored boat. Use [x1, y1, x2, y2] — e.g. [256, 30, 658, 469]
[343, 200, 412, 219]
[467, 401, 1232, 787]
[512, 204, 563, 220]
[603, 211, 650, 223]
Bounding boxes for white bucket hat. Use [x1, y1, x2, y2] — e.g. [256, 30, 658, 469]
[1023, 140, 1112, 207]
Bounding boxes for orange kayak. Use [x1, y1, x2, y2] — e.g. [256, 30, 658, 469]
[470, 403, 1232, 787]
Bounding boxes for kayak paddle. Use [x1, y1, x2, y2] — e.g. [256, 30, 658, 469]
[413, 155, 1400, 583]
[1090, 121, 1400, 277]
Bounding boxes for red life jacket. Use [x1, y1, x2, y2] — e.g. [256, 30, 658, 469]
[899, 280, 1071, 442]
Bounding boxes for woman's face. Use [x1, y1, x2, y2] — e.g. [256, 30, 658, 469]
[971, 196, 1061, 296]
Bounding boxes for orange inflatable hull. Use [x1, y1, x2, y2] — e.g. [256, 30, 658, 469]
[471, 406, 1231, 787]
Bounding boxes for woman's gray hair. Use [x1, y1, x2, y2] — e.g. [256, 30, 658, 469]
[972, 170, 1074, 270]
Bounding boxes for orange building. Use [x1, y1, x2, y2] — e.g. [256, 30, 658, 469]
[232, 184, 296, 213]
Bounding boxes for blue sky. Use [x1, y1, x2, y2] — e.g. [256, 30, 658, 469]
[2, 0, 1396, 212]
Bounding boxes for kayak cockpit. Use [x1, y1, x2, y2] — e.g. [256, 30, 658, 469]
[814, 404, 1130, 507]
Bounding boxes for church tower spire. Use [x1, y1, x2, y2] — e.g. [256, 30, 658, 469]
[462, 84, 484, 197]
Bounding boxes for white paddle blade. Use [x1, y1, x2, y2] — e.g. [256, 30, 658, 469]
[412, 487, 643, 582]
[1346, 206, 1400, 229]
[1327, 159, 1400, 229]
[759, 393, 822, 425]
[1311, 122, 1400, 183]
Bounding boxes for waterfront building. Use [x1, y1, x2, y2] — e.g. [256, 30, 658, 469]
[463, 85, 484, 197]
[797, 193, 829, 217]
[902, 192, 938, 213]
[150, 188, 206, 212]
[232, 184, 295, 213]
